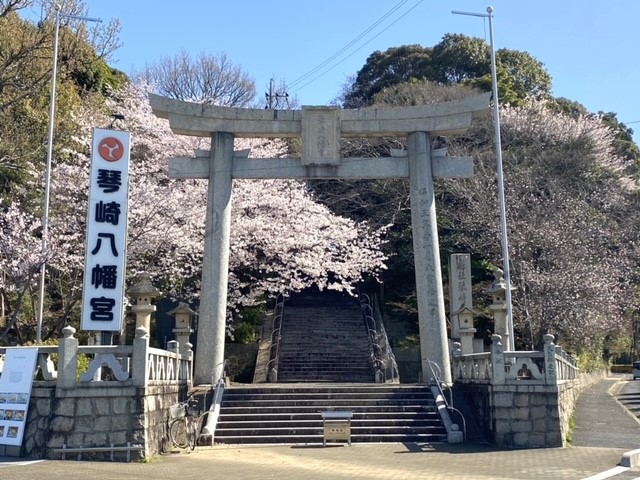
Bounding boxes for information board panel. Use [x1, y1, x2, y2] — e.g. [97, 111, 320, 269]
[0, 348, 38, 446]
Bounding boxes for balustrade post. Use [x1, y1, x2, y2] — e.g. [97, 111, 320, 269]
[167, 340, 178, 354]
[451, 341, 462, 381]
[543, 333, 557, 384]
[184, 342, 194, 388]
[490, 334, 506, 384]
[132, 326, 150, 387]
[57, 325, 78, 388]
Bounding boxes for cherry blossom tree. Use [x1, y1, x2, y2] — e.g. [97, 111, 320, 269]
[443, 100, 640, 352]
[0, 81, 388, 341]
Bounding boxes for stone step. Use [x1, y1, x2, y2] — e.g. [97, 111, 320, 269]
[215, 382, 447, 445]
[214, 432, 448, 445]
[222, 391, 435, 401]
[218, 412, 440, 424]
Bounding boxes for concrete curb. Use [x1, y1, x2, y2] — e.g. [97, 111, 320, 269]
[620, 448, 640, 468]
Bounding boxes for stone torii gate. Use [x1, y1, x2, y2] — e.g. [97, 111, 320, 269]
[150, 93, 489, 385]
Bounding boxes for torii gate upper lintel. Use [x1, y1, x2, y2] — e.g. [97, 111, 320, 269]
[149, 93, 490, 385]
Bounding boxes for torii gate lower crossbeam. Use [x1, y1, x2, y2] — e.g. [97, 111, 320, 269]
[150, 94, 489, 385]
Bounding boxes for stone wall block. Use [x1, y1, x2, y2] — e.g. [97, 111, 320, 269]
[529, 394, 548, 406]
[533, 418, 548, 433]
[546, 431, 563, 447]
[94, 416, 110, 432]
[36, 399, 52, 416]
[75, 416, 94, 433]
[512, 420, 532, 433]
[514, 395, 530, 408]
[495, 419, 512, 434]
[528, 433, 545, 446]
[494, 393, 512, 408]
[67, 433, 84, 448]
[492, 407, 512, 420]
[84, 432, 108, 447]
[113, 397, 133, 415]
[76, 398, 93, 416]
[94, 398, 110, 416]
[111, 415, 133, 431]
[54, 399, 75, 417]
[109, 431, 128, 446]
[530, 406, 547, 419]
[46, 434, 65, 449]
[513, 432, 530, 446]
[50, 416, 74, 432]
[512, 407, 530, 421]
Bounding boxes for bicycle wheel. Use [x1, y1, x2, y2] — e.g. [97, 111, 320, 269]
[159, 424, 169, 454]
[195, 411, 212, 447]
[188, 419, 197, 450]
[170, 418, 189, 449]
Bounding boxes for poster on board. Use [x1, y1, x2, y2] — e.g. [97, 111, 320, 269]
[0, 348, 38, 446]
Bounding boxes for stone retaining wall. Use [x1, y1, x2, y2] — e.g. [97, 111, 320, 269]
[456, 368, 607, 448]
[7, 383, 185, 460]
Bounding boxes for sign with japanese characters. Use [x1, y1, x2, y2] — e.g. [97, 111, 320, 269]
[81, 128, 131, 331]
[0, 348, 38, 446]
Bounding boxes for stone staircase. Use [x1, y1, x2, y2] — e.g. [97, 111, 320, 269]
[275, 291, 374, 383]
[214, 384, 448, 444]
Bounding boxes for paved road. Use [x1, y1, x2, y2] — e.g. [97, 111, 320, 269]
[2, 375, 640, 480]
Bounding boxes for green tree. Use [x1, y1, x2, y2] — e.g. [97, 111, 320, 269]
[343, 45, 433, 108]
[343, 34, 552, 109]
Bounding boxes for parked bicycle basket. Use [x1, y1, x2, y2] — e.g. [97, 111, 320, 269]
[169, 403, 185, 419]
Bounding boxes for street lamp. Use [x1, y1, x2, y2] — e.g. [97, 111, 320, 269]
[36, 4, 102, 341]
[452, 6, 514, 351]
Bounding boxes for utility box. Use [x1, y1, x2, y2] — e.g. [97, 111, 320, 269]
[321, 411, 353, 446]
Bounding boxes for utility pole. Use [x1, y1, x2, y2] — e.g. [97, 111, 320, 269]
[265, 78, 289, 109]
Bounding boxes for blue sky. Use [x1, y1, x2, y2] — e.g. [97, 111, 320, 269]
[30, 1, 640, 140]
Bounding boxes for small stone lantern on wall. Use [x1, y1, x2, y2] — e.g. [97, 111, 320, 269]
[452, 305, 478, 354]
[488, 268, 514, 351]
[127, 273, 160, 332]
[168, 302, 195, 354]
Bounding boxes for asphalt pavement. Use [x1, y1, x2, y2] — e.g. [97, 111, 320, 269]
[2, 374, 640, 480]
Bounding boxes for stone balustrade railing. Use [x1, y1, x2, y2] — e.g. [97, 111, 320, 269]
[0, 325, 193, 389]
[452, 333, 579, 386]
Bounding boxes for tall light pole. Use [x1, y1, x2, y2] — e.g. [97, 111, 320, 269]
[452, 6, 514, 351]
[36, 4, 101, 341]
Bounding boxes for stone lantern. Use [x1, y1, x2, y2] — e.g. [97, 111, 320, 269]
[127, 273, 160, 332]
[488, 268, 514, 351]
[452, 305, 478, 354]
[167, 302, 195, 353]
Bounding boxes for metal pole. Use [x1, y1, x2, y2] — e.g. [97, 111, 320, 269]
[452, 6, 514, 351]
[36, 5, 102, 341]
[36, 4, 61, 342]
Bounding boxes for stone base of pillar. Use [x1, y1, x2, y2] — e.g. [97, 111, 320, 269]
[459, 328, 477, 355]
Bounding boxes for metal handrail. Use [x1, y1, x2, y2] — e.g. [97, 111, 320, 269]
[266, 293, 286, 381]
[358, 290, 400, 383]
[428, 360, 466, 442]
[200, 360, 228, 444]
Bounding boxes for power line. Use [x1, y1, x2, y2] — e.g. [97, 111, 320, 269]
[291, 0, 424, 96]
[287, 0, 414, 90]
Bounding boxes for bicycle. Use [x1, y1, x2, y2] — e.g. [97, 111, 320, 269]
[166, 396, 200, 451]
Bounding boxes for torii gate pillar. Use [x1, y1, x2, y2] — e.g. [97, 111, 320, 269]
[197, 132, 233, 385]
[150, 93, 489, 385]
[408, 132, 450, 383]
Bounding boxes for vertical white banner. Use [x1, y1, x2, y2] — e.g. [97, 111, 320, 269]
[0, 348, 38, 446]
[81, 128, 130, 332]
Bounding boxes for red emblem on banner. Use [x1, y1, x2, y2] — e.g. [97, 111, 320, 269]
[98, 137, 124, 162]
